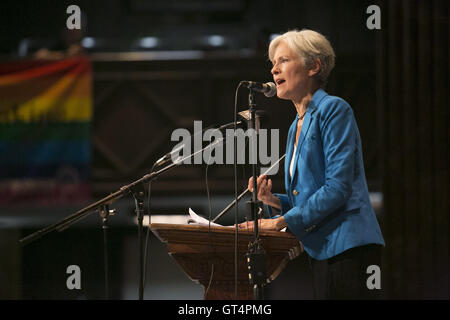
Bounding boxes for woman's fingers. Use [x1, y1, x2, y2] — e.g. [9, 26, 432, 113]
[248, 175, 271, 198]
[256, 175, 267, 188]
[258, 179, 267, 196]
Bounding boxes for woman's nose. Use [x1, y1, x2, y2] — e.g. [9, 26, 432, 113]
[271, 65, 279, 75]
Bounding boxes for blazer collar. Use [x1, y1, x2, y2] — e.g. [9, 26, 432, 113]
[303, 88, 327, 115]
[286, 89, 328, 185]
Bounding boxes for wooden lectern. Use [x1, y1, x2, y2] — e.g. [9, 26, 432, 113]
[150, 223, 302, 299]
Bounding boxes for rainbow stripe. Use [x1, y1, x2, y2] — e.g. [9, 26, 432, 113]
[0, 57, 92, 204]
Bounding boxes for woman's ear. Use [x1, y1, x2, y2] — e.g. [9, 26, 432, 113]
[308, 58, 321, 77]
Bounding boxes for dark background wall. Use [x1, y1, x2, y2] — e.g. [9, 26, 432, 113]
[0, 0, 448, 299]
[379, 0, 448, 299]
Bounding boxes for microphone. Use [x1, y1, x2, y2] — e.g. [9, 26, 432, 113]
[217, 120, 244, 130]
[154, 121, 245, 168]
[154, 143, 184, 167]
[242, 81, 276, 97]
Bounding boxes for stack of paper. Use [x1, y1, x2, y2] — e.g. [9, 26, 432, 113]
[187, 208, 222, 226]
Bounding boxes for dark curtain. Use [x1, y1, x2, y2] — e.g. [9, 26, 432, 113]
[378, 0, 449, 299]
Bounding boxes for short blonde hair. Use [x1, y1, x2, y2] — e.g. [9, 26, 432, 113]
[269, 29, 336, 86]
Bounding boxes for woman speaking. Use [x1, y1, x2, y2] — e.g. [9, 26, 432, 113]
[239, 29, 385, 299]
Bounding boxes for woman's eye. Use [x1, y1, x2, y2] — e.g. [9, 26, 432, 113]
[272, 58, 288, 67]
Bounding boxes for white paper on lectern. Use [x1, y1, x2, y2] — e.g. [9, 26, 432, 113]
[188, 208, 222, 226]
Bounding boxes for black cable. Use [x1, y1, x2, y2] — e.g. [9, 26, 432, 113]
[204, 128, 235, 297]
[204, 263, 215, 298]
[234, 81, 245, 299]
[143, 121, 218, 289]
[142, 108, 245, 298]
[204, 152, 215, 298]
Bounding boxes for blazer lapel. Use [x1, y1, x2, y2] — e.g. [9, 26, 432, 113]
[291, 109, 314, 183]
[283, 89, 328, 193]
[285, 119, 297, 191]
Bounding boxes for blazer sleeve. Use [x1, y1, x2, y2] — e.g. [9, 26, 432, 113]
[283, 99, 357, 239]
[265, 193, 290, 218]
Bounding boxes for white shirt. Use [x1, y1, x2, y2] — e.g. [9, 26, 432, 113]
[289, 143, 297, 179]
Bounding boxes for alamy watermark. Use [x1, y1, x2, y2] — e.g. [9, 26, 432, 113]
[66, 265, 81, 290]
[366, 264, 381, 290]
[169, 121, 280, 175]
[366, 5, 381, 30]
[66, 5, 81, 30]
[67, 5, 381, 31]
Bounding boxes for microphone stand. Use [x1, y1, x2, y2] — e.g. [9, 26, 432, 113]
[246, 89, 266, 300]
[19, 122, 239, 300]
[19, 163, 176, 300]
[99, 204, 115, 300]
[132, 188, 146, 300]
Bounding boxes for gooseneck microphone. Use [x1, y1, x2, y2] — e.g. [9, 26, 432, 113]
[242, 81, 277, 97]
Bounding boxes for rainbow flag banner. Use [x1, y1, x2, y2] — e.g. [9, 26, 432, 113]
[0, 57, 92, 205]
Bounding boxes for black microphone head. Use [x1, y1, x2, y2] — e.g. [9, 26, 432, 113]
[264, 82, 277, 97]
[242, 81, 276, 98]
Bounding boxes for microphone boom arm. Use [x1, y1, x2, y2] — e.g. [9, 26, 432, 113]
[19, 122, 242, 246]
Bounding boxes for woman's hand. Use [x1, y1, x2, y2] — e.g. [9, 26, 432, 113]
[236, 216, 286, 231]
[248, 175, 281, 210]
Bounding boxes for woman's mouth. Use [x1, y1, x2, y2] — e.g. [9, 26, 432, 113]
[276, 79, 286, 86]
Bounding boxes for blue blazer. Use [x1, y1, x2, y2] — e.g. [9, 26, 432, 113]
[268, 89, 385, 260]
